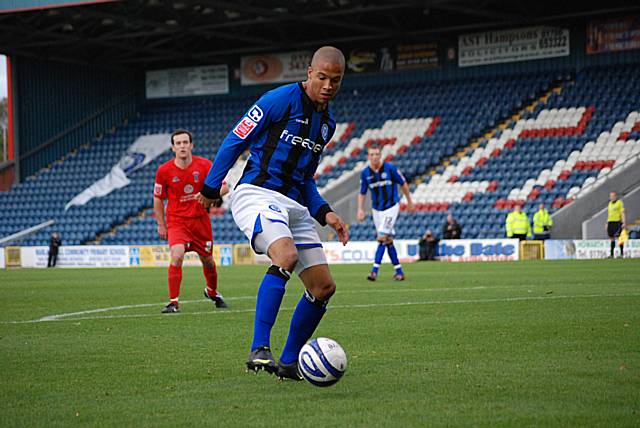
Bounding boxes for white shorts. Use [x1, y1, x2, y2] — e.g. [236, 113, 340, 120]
[231, 184, 327, 274]
[372, 204, 400, 237]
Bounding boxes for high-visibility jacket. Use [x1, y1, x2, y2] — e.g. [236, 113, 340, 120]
[533, 208, 553, 234]
[506, 211, 531, 237]
[607, 200, 624, 222]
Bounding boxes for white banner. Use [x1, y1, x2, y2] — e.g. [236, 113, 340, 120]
[65, 134, 170, 210]
[241, 51, 311, 86]
[321, 240, 418, 264]
[437, 239, 520, 262]
[0, 248, 4, 269]
[574, 239, 640, 259]
[21, 246, 130, 268]
[459, 26, 569, 67]
[145, 64, 229, 99]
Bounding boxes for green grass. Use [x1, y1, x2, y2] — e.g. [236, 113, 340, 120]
[1, 260, 639, 427]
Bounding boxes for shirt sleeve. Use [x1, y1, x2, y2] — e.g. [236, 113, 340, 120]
[154, 166, 167, 199]
[302, 152, 332, 226]
[359, 169, 368, 195]
[390, 164, 407, 185]
[201, 88, 289, 197]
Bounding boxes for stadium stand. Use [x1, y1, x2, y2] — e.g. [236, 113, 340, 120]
[1, 63, 640, 246]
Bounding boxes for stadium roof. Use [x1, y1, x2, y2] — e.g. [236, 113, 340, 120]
[1, 0, 639, 71]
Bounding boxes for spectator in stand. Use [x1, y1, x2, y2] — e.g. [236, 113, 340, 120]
[442, 213, 462, 239]
[505, 202, 531, 241]
[533, 203, 553, 240]
[418, 229, 438, 261]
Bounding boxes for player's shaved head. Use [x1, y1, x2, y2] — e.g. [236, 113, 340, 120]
[311, 46, 345, 70]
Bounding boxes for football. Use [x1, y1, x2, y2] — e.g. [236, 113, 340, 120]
[298, 337, 347, 387]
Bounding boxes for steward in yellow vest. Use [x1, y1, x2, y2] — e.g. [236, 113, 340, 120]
[533, 203, 553, 240]
[506, 204, 531, 241]
[606, 191, 626, 258]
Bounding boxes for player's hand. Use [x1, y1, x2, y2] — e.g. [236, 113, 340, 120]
[157, 224, 167, 240]
[356, 209, 365, 222]
[196, 192, 219, 210]
[407, 200, 416, 213]
[327, 212, 349, 245]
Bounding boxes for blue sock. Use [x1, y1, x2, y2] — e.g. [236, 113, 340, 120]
[372, 243, 385, 273]
[280, 290, 327, 365]
[251, 265, 290, 351]
[387, 243, 404, 275]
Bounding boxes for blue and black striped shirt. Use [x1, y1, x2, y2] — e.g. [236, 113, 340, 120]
[203, 82, 336, 224]
[360, 162, 406, 211]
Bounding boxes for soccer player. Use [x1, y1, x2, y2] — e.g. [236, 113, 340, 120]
[196, 46, 349, 381]
[153, 129, 229, 313]
[357, 144, 415, 281]
[605, 191, 626, 258]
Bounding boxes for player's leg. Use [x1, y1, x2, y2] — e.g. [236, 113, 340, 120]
[369, 209, 385, 281]
[607, 222, 616, 258]
[384, 236, 405, 280]
[163, 243, 185, 313]
[190, 216, 227, 308]
[278, 253, 333, 381]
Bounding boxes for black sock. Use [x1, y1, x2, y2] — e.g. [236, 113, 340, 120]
[610, 240, 615, 257]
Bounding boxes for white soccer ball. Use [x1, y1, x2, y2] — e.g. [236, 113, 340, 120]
[298, 337, 347, 387]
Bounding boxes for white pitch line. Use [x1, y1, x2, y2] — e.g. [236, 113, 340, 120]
[6, 284, 551, 324]
[4, 292, 639, 324]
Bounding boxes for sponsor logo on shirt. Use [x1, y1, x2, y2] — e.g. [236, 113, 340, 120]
[184, 184, 194, 194]
[280, 129, 323, 153]
[295, 117, 309, 124]
[172, 176, 180, 183]
[269, 204, 282, 213]
[369, 180, 393, 188]
[233, 117, 258, 139]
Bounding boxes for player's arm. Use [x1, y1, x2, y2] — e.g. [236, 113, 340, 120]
[302, 159, 348, 245]
[199, 90, 286, 207]
[357, 170, 367, 222]
[392, 165, 415, 212]
[153, 196, 167, 240]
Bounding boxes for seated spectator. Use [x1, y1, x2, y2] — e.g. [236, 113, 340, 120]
[442, 213, 462, 239]
[419, 229, 438, 261]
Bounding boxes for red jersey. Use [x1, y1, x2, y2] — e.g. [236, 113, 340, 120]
[154, 156, 212, 222]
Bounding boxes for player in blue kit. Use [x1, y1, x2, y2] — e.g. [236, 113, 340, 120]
[196, 46, 349, 381]
[357, 144, 415, 281]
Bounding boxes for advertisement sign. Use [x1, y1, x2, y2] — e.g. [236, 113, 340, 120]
[129, 245, 233, 267]
[241, 51, 311, 85]
[544, 239, 640, 259]
[395, 43, 439, 70]
[436, 239, 520, 262]
[21, 246, 130, 268]
[322, 240, 417, 264]
[458, 26, 569, 67]
[145, 64, 229, 99]
[0, 247, 4, 268]
[587, 16, 640, 54]
[346, 47, 394, 73]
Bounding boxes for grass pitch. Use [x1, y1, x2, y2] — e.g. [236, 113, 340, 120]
[1, 259, 639, 427]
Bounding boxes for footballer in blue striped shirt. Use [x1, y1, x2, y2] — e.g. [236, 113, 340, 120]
[196, 46, 349, 381]
[357, 143, 415, 281]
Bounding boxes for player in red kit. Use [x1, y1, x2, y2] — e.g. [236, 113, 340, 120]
[153, 129, 229, 313]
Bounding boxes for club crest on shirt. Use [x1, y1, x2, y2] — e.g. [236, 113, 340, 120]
[321, 123, 329, 142]
[193, 171, 200, 182]
[381, 172, 388, 179]
[183, 184, 194, 194]
[154, 183, 162, 196]
[172, 176, 180, 183]
[248, 105, 264, 122]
